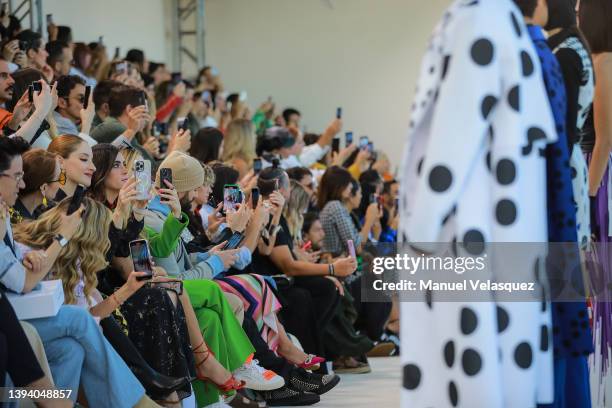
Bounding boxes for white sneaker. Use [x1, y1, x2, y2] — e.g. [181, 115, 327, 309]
[232, 359, 285, 391]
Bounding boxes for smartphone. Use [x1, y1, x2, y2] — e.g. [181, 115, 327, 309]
[336, 107, 342, 119]
[138, 90, 148, 111]
[345, 131, 353, 146]
[129, 239, 154, 281]
[115, 61, 128, 75]
[156, 122, 168, 136]
[114, 47, 120, 60]
[83, 86, 91, 109]
[98, 36, 104, 45]
[274, 179, 280, 191]
[177, 116, 188, 131]
[370, 193, 378, 205]
[332, 138, 340, 154]
[359, 136, 369, 149]
[223, 184, 241, 213]
[253, 158, 262, 175]
[239, 91, 248, 102]
[32, 81, 42, 93]
[223, 231, 245, 250]
[347, 239, 356, 258]
[159, 168, 173, 189]
[134, 159, 152, 200]
[251, 187, 260, 208]
[46, 13, 52, 25]
[27, 85, 33, 103]
[368, 141, 374, 153]
[67, 184, 86, 215]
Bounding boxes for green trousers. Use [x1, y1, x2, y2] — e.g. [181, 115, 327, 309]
[184, 279, 255, 407]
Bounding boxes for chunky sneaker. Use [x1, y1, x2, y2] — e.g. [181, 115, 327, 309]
[289, 369, 341, 395]
[233, 359, 285, 391]
[263, 385, 320, 406]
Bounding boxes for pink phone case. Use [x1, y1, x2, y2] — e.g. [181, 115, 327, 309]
[347, 240, 356, 258]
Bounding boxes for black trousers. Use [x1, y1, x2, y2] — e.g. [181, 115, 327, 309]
[242, 315, 293, 380]
[347, 276, 392, 341]
[0, 291, 45, 387]
[279, 276, 339, 361]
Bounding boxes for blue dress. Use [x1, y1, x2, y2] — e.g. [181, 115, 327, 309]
[528, 24, 592, 408]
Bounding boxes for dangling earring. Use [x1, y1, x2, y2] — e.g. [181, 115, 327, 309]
[41, 187, 48, 207]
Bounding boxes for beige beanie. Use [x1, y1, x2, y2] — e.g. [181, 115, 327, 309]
[155, 151, 204, 193]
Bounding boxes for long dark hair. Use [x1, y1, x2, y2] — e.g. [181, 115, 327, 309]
[579, 0, 612, 53]
[317, 166, 354, 210]
[547, 0, 593, 55]
[89, 143, 120, 204]
[210, 162, 239, 207]
[189, 127, 223, 164]
[357, 170, 383, 219]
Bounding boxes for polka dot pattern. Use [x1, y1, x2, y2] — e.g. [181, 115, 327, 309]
[471, 38, 494, 66]
[429, 165, 453, 192]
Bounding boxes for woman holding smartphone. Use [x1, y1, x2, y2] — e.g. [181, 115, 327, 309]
[12, 198, 194, 405]
[89, 145, 248, 406]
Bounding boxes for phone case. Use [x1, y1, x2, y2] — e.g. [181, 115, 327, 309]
[134, 160, 152, 200]
[347, 240, 356, 258]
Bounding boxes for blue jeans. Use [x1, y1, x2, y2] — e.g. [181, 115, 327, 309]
[28, 305, 144, 408]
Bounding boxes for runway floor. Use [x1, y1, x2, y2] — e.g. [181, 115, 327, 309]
[281, 357, 401, 408]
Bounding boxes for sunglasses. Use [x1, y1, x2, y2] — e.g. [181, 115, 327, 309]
[49, 168, 67, 186]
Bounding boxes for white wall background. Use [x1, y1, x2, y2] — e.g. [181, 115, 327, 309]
[203, 0, 451, 169]
[40, 0, 171, 62]
[40, 0, 451, 168]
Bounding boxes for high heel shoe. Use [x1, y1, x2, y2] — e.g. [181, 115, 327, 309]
[296, 355, 325, 371]
[194, 341, 245, 393]
[129, 365, 190, 400]
[278, 351, 325, 371]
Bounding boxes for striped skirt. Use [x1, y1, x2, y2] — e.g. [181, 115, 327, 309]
[216, 274, 283, 351]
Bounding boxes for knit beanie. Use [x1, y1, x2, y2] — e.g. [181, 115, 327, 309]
[155, 151, 204, 192]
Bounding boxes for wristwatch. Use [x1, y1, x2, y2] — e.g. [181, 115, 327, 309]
[54, 234, 69, 247]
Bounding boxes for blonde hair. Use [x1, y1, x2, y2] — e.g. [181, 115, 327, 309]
[13, 197, 111, 305]
[222, 119, 256, 164]
[283, 180, 310, 241]
[122, 147, 142, 179]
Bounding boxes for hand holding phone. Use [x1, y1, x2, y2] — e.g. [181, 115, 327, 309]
[159, 168, 173, 189]
[253, 158, 262, 175]
[345, 131, 353, 146]
[251, 187, 260, 208]
[129, 239, 154, 281]
[347, 240, 356, 258]
[83, 86, 91, 109]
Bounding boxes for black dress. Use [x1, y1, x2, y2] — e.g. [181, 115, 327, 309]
[98, 208, 195, 399]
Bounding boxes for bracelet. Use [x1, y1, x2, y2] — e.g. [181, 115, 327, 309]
[111, 292, 124, 307]
[328, 263, 335, 276]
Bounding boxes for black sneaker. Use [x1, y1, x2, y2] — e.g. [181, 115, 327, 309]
[263, 385, 320, 406]
[289, 368, 341, 395]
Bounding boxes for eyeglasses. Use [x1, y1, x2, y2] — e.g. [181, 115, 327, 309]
[0, 172, 24, 184]
[49, 168, 66, 186]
